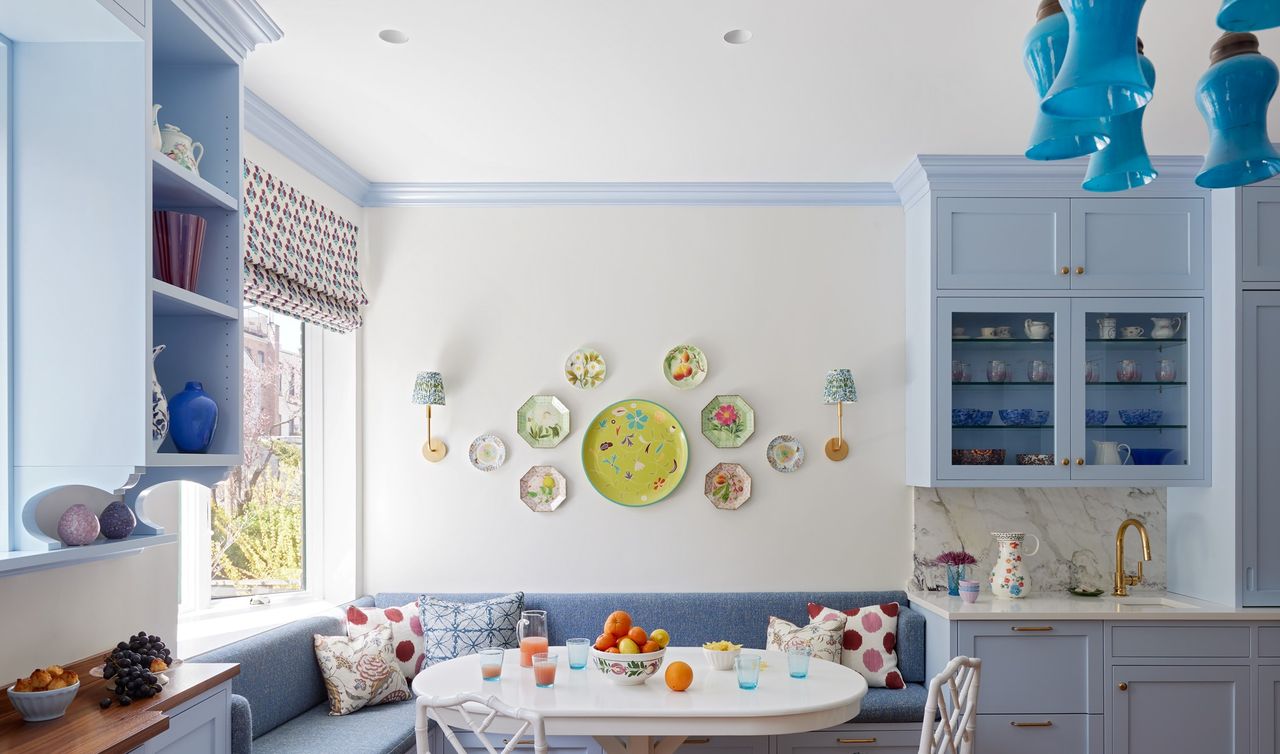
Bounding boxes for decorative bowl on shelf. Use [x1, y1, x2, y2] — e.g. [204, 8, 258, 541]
[1118, 409, 1163, 427]
[1129, 448, 1174, 465]
[1016, 453, 1055, 465]
[952, 409, 993, 427]
[998, 409, 1050, 427]
[952, 449, 1006, 466]
[590, 647, 666, 685]
[6, 681, 79, 722]
[1085, 409, 1110, 426]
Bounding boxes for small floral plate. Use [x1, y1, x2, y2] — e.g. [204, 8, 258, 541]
[663, 345, 707, 389]
[767, 435, 805, 473]
[565, 348, 607, 389]
[705, 463, 752, 510]
[520, 465, 566, 512]
[468, 434, 506, 472]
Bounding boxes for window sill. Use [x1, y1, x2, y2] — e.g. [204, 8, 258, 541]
[177, 596, 340, 658]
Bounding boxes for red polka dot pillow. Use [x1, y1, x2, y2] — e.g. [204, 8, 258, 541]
[807, 601, 905, 689]
[346, 602, 426, 679]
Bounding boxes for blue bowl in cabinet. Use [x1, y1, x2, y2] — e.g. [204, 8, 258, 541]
[1118, 409, 1163, 427]
[1130, 448, 1174, 465]
[952, 409, 994, 427]
[999, 409, 1050, 427]
[1085, 409, 1110, 426]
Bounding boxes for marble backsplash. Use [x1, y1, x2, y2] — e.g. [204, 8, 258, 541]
[912, 487, 1166, 594]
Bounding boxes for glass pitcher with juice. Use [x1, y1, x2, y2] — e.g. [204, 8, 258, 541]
[518, 610, 549, 668]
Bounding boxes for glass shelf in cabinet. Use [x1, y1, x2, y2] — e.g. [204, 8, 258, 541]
[952, 339, 1055, 345]
[1085, 338, 1187, 344]
[952, 381, 1055, 387]
[1084, 424, 1188, 430]
[1085, 381, 1187, 386]
[952, 425, 1056, 430]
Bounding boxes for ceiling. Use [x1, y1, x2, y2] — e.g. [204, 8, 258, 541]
[246, 1, 1280, 183]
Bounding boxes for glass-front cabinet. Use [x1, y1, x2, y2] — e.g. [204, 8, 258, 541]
[935, 298, 1205, 485]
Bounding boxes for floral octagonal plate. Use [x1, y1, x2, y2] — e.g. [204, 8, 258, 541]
[468, 434, 506, 471]
[662, 345, 707, 389]
[700, 394, 754, 448]
[705, 463, 752, 510]
[582, 399, 688, 507]
[565, 348, 607, 389]
[520, 465, 566, 512]
[518, 395, 570, 448]
[767, 435, 805, 473]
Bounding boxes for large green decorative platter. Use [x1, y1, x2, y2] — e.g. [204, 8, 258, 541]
[582, 399, 689, 507]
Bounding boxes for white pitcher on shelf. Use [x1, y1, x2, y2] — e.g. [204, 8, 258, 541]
[160, 124, 204, 176]
[1093, 440, 1132, 466]
[1150, 317, 1182, 340]
[989, 532, 1040, 599]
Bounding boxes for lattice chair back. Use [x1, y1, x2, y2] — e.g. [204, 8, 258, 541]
[416, 692, 548, 754]
[918, 655, 981, 754]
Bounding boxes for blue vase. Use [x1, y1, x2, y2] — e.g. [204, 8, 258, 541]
[1196, 33, 1280, 188]
[169, 381, 218, 453]
[946, 565, 967, 597]
[1023, 6, 1110, 160]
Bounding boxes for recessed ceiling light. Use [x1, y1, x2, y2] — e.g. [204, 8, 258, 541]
[723, 29, 752, 45]
[379, 29, 409, 44]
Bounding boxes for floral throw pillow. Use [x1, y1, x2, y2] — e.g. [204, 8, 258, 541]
[418, 592, 524, 666]
[314, 624, 412, 716]
[765, 615, 845, 663]
[808, 601, 905, 689]
[347, 602, 426, 679]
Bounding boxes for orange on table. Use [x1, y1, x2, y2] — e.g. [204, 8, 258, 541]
[627, 626, 648, 646]
[595, 633, 617, 651]
[604, 610, 633, 638]
[665, 661, 693, 692]
[641, 641, 660, 653]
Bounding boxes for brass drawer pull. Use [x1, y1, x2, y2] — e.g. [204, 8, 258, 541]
[1060, 266, 1070, 275]
[1060, 457, 1070, 466]
[1011, 721, 1054, 728]
[1118, 682, 1128, 691]
[1075, 266, 1085, 275]
[1077, 457, 1085, 465]
[837, 739, 877, 744]
[1011, 626, 1054, 632]
[685, 739, 711, 745]
[503, 740, 536, 746]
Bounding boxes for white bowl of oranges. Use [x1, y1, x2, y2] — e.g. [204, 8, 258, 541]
[591, 610, 672, 686]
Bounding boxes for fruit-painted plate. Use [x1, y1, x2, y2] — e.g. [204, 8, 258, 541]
[90, 658, 181, 684]
[663, 345, 707, 389]
[767, 435, 805, 473]
[705, 463, 752, 510]
[520, 465, 566, 512]
[701, 394, 754, 448]
[565, 348, 607, 389]
[518, 395, 570, 448]
[582, 399, 688, 507]
[468, 434, 506, 471]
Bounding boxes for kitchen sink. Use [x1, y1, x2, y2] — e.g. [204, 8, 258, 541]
[1105, 595, 1201, 610]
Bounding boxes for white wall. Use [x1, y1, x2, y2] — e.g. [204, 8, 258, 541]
[361, 205, 910, 593]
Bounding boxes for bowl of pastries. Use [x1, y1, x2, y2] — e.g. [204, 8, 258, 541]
[7, 665, 80, 722]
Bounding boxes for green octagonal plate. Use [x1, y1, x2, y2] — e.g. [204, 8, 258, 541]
[582, 399, 689, 507]
[701, 394, 754, 448]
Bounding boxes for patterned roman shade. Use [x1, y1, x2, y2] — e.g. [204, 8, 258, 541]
[242, 160, 367, 332]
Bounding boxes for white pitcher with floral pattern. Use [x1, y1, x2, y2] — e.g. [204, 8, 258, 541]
[989, 531, 1040, 599]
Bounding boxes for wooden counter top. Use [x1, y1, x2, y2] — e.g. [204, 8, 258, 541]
[0, 652, 238, 754]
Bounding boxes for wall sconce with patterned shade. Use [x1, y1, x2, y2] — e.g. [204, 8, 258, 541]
[823, 369, 858, 462]
[1083, 42, 1158, 192]
[1041, 0, 1151, 120]
[1023, 0, 1110, 161]
[1218, 0, 1280, 32]
[1195, 32, 1280, 188]
[412, 371, 447, 462]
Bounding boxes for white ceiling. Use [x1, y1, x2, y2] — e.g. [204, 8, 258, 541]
[245, 1, 1280, 183]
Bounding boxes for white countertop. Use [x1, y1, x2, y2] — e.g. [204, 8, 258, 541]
[908, 589, 1280, 621]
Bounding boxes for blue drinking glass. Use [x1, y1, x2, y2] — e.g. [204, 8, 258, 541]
[566, 638, 590, 670]
[787, 648, 812, 679]
[736, 654, 761, 690]
[1023, 5, 1109, 160]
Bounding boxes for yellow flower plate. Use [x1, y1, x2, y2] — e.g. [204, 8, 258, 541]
[582, 399, 689, 507]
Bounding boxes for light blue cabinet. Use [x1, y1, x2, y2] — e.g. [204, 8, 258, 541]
[937, 198, 1070, 290]
[1109, 665, 1249, 754]
[1260, 666, 1280, 754]
[132, 683, 231, 754]
[1069, 198, 1205, 290]
[1242, 292, 1280, 605]
[1242, 187, 1280, 283]
[957, 621, 1102, 715]
[975, 714, 1101, 754]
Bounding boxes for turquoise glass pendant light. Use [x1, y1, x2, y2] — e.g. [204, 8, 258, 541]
[1083, 46, 1157, 192]
[1195, 32, 1280, 189]
[1023, 0, 1109, 160]
[1217, 0, 1280, 32]
[1042, 0, 1151, 120]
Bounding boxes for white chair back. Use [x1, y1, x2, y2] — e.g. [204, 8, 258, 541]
[416, 691, 548, 754]
[918, 655, 981, 754]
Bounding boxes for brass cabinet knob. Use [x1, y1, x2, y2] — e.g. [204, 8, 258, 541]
[1118, 682, 1128, 691]
[1077, 458, 1085, 465]
[1060, 266, 1070, 275]
[1060, 458, 1070, 466]
[1075, 266, 1085, 275]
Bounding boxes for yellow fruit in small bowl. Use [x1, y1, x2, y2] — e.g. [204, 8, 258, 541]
[702, 640, 743, 671]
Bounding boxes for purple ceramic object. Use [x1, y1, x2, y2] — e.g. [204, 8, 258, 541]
[99, 500, 137, 540]
[57, 504, 100, 546]
[153, 211, 206, 291]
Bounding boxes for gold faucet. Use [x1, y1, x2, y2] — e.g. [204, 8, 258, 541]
[1114, 518, 1152, 597]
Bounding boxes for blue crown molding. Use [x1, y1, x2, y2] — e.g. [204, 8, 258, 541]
[244, 89, 372, 206]
[184, 0, 282, 59]
[362, 181, 901, 207]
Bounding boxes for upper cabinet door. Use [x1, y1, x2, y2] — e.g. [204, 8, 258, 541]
[1242, 186, 1280, 283]
[938, 198, 1070, 290]
[1069, 198, 1205, 290]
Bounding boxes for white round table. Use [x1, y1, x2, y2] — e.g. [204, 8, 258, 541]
[412, 647, 868, 754]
